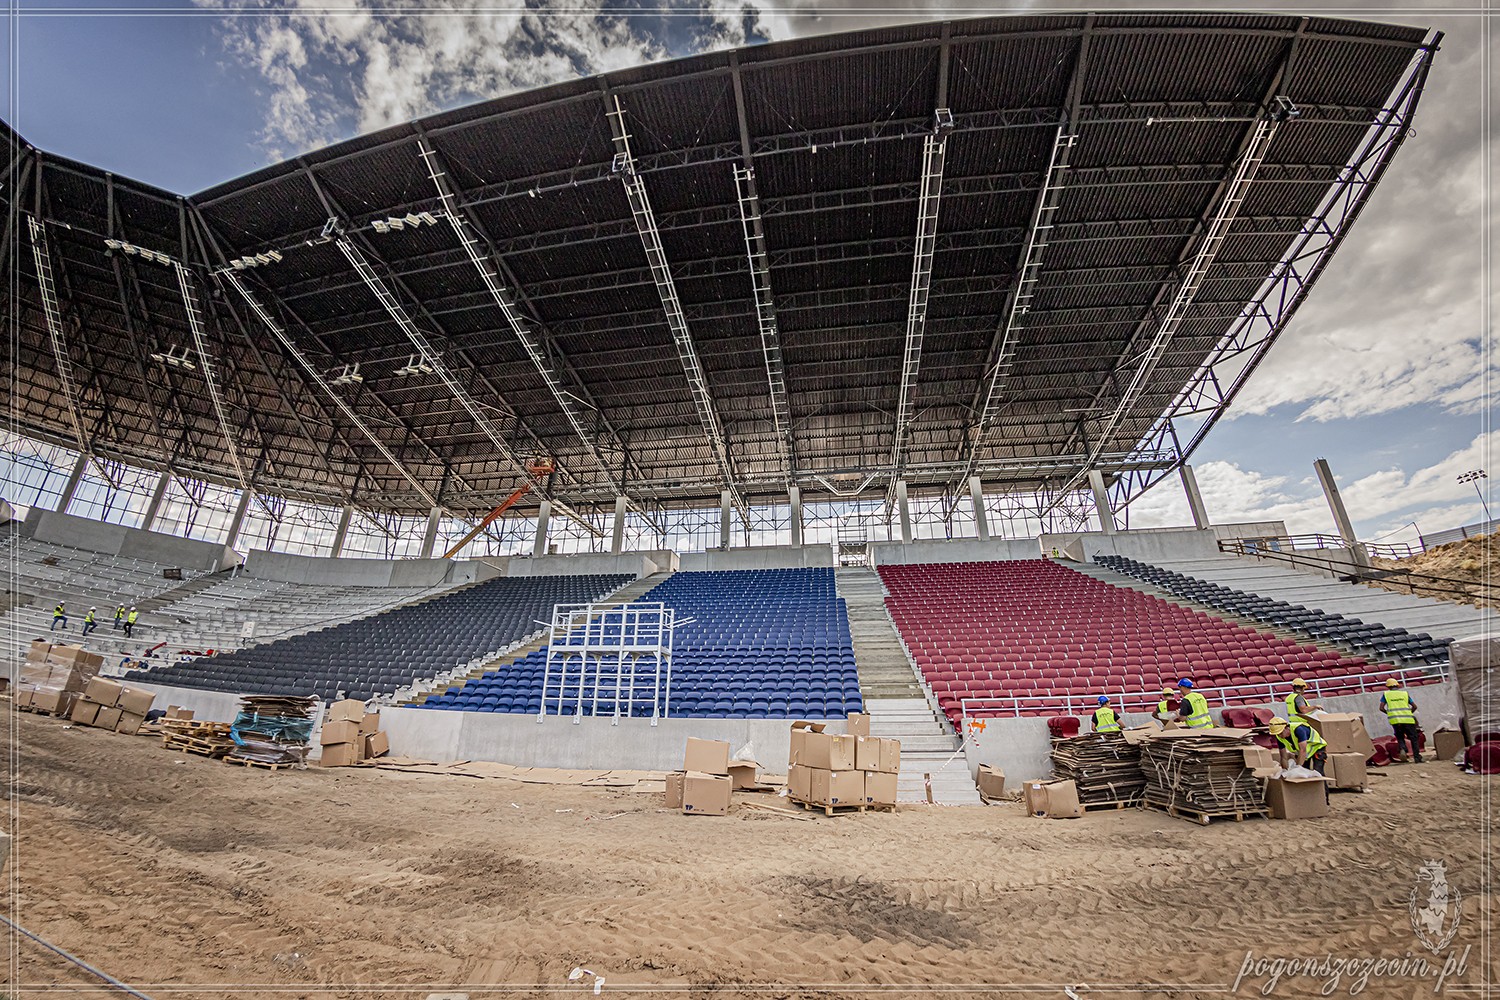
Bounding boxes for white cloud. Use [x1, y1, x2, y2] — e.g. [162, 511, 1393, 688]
[1127, 430, 1496, 541]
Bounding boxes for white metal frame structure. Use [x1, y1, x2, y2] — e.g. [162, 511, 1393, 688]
[538, 601, 678, 725]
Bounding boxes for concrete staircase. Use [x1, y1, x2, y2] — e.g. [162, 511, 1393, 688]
[836, 567, 979, 805]
[404, 571, 670, 705]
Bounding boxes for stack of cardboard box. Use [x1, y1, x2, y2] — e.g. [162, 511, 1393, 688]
[1308, 712, 1374, 792]
[786, 714, 900, 814]
[665, 738, 734, 815]
[66, 677, 156, 735]
[317, 700, 389, 767]
[14, 640, 103, 717]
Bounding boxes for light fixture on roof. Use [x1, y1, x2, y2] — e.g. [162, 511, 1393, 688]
[329, 364, 364, 386]
[933, 107, 955, 133]
[370, 211, 442, 234]
[149, 345, 198, 371]
[228, 249, 283, 269]
[105, 239, 174, 266]
[394, 354, 434, 376]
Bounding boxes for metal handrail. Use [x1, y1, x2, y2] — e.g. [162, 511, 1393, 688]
[960, 661, 1448, 720]
[1220, 532, 1423, 559]
[1218, 537, 1494, 605]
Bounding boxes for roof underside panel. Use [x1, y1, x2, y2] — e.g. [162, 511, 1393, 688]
[4, 13, 1433, 514]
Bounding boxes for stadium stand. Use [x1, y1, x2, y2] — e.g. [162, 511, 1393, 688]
[125, 573, 632, 701]
[1094, 554, 1453, 666]
[418, 568, 860, 719]
[877, 559, 1436, 727]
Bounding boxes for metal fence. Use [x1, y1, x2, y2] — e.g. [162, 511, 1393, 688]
[1419, 518, 1499, 550]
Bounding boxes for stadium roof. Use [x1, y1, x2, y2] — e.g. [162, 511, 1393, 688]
[4, 12, 1438, 523]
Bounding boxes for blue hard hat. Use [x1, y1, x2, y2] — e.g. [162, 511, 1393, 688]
[1177, 678, 1194, 689]
[1097, 695, 1110, 705]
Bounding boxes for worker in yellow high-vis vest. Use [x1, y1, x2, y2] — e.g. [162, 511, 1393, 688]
[1151, 687, 1178, 728]
[1284, 678, 1323, 734]
[1268, 716, 1328, 774]
[1380, 678, 1422, 763]
[1174, 679, 1214, 728]
[1091, 695, 1122, 733]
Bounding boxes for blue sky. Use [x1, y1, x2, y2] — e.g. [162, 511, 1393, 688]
[4, 0, 1492, 544]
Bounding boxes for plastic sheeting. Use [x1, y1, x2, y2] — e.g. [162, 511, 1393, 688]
[1452, 634, 1497, 737]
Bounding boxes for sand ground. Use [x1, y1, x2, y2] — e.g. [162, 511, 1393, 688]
[3, 711, 1494, 999]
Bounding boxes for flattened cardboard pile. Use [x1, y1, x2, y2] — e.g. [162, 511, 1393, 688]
[1049, 731, 1145, 806]
[1135, 728, 1268, 822]
[228, 694, 318, 768]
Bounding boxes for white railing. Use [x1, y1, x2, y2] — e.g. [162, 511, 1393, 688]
[959, 662, 1449, 721]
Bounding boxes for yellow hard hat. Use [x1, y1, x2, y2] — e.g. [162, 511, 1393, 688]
[1161, 687, 1174, 696]
[1386, 678, 1401, 688]
[1267, 717, 1288, 733]
[1291, 678, 1308, 688]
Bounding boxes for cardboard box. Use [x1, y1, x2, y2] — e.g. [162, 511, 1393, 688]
[326, 699, 366, 725]
[319, 742, 362, 767]
[115, 712, 145, 736]
[683, 737, 730, 775]
[93, 707, 123, 731]
[846, 712, 871, 737]
[23, 664, 88, 694]
[1434, 729, 1466, 761]
[682, 772, 732, 815]
[1307, 713, 1375, 757]
[800, 731, 856, 771]
[320, 720, 360, 746]
[363, 731, 390, 759]
[789, 720, 826, 766]
[788, 764, 813, 802]
[83, 677, 124, 707]
[664, 771, 686, 809]
[116, 688, 154, 716]
[855, 736, 901, 774]
[864, 770, 897, 805]
[1266, 775, 1331, 819]
[70, 699, 100, 726]
[28, 639, 54, 661]
[165, 706, 194, 721]
[32, 689, 74, 716]
[808, 768, 864, 807]
[726, 759, 760, 790]
[13, 687, 34, 709]
[976, 764, 1006, 802]
[360, 712, 381, 737]
[1329, 752, 1368, 791]
[1024, 778, 1082, 819]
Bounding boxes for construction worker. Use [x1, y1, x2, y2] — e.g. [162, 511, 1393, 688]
[50, 602, 67, 631]
[1092, 695, 1122, 733]
[1152, 687, 1177, 727]
[1380, 678, 1423, 763]
[112, 604, 126, 630]
[1268, 715, 1328, 775]
[81, 607, 97, 636]
[1284, 678, 1323, 733]
[1175, 679, 1214, 729]
[124, 606, 139, 638]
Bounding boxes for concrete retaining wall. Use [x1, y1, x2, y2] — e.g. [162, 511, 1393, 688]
[23, 509, 239, 571]
[678, 545, 834, 572]
[869, 537, 1040, 566]
[517, 550, 678, 578]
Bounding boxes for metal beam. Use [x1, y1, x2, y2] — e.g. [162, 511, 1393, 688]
[604, 87, 743, 515]
[173, 262, 249, 489]
[24, 215, 89, 457]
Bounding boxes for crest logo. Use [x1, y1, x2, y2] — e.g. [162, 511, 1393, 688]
[1409, 860, 1462, 954]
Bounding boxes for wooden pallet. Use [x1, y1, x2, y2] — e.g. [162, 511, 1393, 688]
[163, 735, 233, 758]
[788, 797, 893, 816]
[1082, 797, 1143, 812]
[225, 756, 299, 771]
[1142, 800, 1268, 826]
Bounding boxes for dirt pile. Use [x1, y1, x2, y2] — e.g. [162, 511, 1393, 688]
[1371, 532, 1495, 607]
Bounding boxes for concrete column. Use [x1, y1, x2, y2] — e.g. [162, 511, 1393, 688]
[55, 452, 91, 513]
[719, 489, 733, 550]
[1314, 458, 1368, 566]
[895, 480, 913, 544]
[140, 469, 172, 532]
[788, 486, 803, 546]
[968, 476, 990, 541]
[532, 500, 552, 558]
[1088, 469, 1116, 534]
[330, 504, 355, 557]
[224, 487, 255, 550]
[610, 495, 628, 554]
[1179, 463, 1210, 529]
[419, 505, 444, 559]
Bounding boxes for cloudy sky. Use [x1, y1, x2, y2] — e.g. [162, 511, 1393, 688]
[3, 0, 1493, 544]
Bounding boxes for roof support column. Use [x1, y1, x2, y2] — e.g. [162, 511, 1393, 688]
[720, 490, 733, 550]
[789, 486, 803, 547]
[1180, 464, 1210, 529]
[55, 452, 91, 513]
[1313, 458, 1368, 566]
[896, 480, 913, 545]
[225, 485, 255, 551]
[969, 476, 990, 541]
[611, 495, 628, 554]
[330, 504, 356, 557]
[419, 506, 445, 559]
[1088, 470, 1116, 535]
[533, 501, 552, 558]
[140, 468, 172, 532]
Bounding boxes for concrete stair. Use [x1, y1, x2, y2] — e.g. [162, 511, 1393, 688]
[404, 571, 670, 705]
[835, 567, 925, 701]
